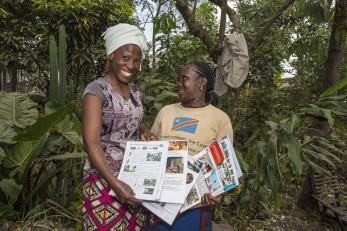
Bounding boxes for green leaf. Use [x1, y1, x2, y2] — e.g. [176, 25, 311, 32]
[286, 114, 301, 134]
[307, 160, 331, 176]
[14, 104, 73, 141]
[55, 115, 82, 145]
[0, 92, 38, 128]
[320, 77, 347, 99]
[284, 136, 303, 175]
[0, 147, 5, 164]
[0, 122, 17, 144]
[308, 143, 342, 164]
[319, 95, 347, 101]
[0, 178, 22, 205]
[41, 135, 67, 156]
[43, 151, 87, 161]
[303, 148, 335, 168]
[235, 150, 249, 173]
[3, 135, 48, 177]
[316, 138, 345, 156]
[305, 104, 334, 127]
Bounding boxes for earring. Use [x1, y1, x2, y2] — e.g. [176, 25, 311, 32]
[200, 86, 203, 91]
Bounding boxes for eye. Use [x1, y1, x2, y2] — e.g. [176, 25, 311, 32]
[121, 56, 129, 61]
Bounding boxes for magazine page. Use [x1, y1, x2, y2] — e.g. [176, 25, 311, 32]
[223, 135, 242, 179]
[180, 149, 212, 213]
[181, 136, 241, 211]
[110, 141, 169, 201]
[213, 136, 241, 196]
[143, 155, 203, 225]
[159, 141, 188, 203]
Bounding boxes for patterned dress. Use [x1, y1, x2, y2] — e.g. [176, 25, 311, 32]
[82, 78, 144, 231]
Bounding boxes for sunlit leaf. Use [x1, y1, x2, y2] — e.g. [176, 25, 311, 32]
[320, 77, 347, 98]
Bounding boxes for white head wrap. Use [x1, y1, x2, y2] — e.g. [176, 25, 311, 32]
[102, 23, 147, 58]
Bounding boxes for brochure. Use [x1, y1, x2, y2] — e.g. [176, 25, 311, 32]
[111, 141, 168, 201]
[143, 156, 203, 225]
[180, 135, 242, 212]
[110, 140, 188, 203]
[159, 140, 188, 204]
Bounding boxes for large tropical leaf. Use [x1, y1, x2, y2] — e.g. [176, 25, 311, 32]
[302, 104, 334, 127]
[0, 121, 16, 144]
[0, 92, 38, 128]
[3, 135, 48, 177]
[307, 160, 331, 176]
[14, 104, 73, 141]
[41, 134, 69, 156]
[303, 148, 335, 168]
[284, 135, 303, 175]
[320, 77, 347, 98]
[43, 151, 87, 161]
[0, 178, 22, 205]
[55, 115, 82, 145]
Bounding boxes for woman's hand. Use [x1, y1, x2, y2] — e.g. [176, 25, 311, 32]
[140, 131, 158, 141]
[113, 179, 142, 206]
[201, 193, 221, 206]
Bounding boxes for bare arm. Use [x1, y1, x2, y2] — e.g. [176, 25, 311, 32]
[82, 94, 142, 206]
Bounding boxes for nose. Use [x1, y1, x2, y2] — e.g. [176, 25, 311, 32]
[127, 61, 135, 70]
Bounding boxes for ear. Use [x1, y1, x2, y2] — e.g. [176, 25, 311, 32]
[200, 77, 207, 88]
[107, 53, 113, 61]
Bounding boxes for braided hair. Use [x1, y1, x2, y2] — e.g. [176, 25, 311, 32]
[189, 61, 219, 106]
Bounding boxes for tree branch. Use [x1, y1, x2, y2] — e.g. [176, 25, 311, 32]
[251, 0, 296, 50]
[175, 0, 218, 62]
[208, 0, 241, 32]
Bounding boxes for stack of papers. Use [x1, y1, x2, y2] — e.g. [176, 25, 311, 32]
[109, 136, 242, 225]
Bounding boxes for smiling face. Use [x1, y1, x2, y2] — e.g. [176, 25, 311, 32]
[108, 44, 142, 84]
[177, 65, 207, 106]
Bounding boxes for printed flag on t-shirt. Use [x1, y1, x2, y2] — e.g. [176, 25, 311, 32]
[171, 117, 199, 134]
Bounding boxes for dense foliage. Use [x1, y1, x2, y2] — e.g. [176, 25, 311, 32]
[0, 0, 346, 229]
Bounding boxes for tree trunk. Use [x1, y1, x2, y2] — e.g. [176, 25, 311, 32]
[323, 0, 346, 89]
[300, 0, 346, 210]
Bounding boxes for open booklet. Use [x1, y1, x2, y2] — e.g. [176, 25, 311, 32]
[109, 140, 188, 203]
[180, 135, 242, 212]
[143, 156, 203, 225]
[143, 135, 242, 224]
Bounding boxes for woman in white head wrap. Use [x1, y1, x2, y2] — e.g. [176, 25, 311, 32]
[81, 23, 148, 231]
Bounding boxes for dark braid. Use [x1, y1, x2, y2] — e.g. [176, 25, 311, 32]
[189, 61, 219, 106]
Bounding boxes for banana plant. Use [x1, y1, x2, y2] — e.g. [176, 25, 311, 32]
[231, 95, 346, 228]
[0, 91, 85, 218]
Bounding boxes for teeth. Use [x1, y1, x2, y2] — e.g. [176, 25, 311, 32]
[121, 70, 131, 77]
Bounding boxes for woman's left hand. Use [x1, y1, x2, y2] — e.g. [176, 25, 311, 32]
[140, 131, 158, 141]
[201, 193, 221, 206]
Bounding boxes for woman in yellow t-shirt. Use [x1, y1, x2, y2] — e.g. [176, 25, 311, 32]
[145, 61, 233, 231]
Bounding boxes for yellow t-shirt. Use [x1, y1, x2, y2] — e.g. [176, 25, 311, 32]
[151, 103, 233, 155]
